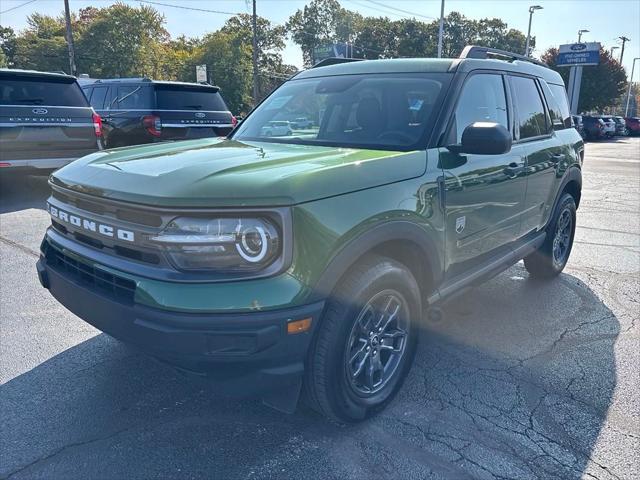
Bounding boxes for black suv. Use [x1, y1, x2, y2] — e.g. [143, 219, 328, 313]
[80, 78, 236, 148]
[0, 69, 102, 173]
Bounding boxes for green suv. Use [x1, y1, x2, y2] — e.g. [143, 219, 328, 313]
[37, 46, 583, 422]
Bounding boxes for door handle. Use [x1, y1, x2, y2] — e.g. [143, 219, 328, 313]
[503, 162, 524, 177]
[550, 153, 565, 164]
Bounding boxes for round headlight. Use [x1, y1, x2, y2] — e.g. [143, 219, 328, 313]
[237, 225, 269, 262]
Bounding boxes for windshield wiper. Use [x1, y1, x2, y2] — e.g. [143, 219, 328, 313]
[183, 104, 203, 110]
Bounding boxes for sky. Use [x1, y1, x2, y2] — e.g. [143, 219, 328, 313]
[1, 0, 639, 78]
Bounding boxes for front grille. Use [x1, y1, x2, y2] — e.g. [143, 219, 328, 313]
[43, 240, 136, 303]
[51, 189, 163, 227]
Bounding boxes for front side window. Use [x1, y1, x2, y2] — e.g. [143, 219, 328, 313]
[511, 76, 547, 140]
[232, 73, 451, 151]
[451, 73, 508, 143]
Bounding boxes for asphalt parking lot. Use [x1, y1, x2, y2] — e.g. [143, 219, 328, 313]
[1, 138, 639, 480]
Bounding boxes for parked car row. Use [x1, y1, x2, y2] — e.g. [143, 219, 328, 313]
[572, 113, 639, 141]
[1, 69, 236, 174]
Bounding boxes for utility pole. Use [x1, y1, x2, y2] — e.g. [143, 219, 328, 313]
[251, 0, 259, 105]
[610, 46, 620, 58]
[63, 0, 76, 76]
[437, 0, 445, 58]
[619, 36, 630, 64]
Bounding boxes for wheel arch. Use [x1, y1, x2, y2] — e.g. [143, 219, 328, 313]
[309, 221, 442, 304]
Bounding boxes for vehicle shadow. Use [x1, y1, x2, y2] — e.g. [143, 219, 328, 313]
[0, 174, 50, 214]
[0, 264, 620, 479]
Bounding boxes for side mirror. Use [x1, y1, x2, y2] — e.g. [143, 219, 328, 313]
[447, 122, 512, 155]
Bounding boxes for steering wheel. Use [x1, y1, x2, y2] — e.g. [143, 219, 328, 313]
[377, 130, 415, 144]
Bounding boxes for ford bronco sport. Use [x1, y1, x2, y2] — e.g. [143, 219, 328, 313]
[37, 46, 583, 422]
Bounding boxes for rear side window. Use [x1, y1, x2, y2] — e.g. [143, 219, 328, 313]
[116, 86, 152, 109]
[0, 75, 89, 107]
[545, 83, 571, 130]
[154, 85, 228, 111]
[89, 86, 109, 109]
[451, 73, 508, 143]
[510, 76, 547, 140]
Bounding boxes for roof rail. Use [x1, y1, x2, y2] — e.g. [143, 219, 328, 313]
[312, 57, 364, 69]
[459, 45, 548, 68]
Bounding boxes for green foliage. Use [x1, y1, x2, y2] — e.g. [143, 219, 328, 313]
[541, 47, 628, 112]
[286, 0, 360, 66]
[193, 31, 253, 114]
[287, 2, 532, 65]
[75, 4, 168, 77]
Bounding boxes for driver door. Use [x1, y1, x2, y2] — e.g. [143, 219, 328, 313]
[439, 72, 527, 279]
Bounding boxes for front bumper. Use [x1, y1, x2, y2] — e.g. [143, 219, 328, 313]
[36, 240, 325, 398]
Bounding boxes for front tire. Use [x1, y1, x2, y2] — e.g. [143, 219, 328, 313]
[524, 193, 577, 278]
[304, 256, 421, 422]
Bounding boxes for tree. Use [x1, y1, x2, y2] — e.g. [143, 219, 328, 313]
[194, 31, 253, 115]
[0, 26, 16, 67]
[288, 6, 532, 64]
[541, 47, 628, 112]
[220, 14, 293, 99]
[75, 4, 169, 77]
[287, 0, 360, 66]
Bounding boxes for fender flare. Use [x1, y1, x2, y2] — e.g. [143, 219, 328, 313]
[308, 220, 442, 302]
[556, 165, 582, 207]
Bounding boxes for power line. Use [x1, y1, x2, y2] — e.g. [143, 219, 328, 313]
[136, 0, 240, 16]
[0, 0, 38, 15]
[362, 0, 435, 20]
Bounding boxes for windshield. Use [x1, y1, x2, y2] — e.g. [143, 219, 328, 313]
[154, 85, 228, 111]
[232, 73, 451, 151]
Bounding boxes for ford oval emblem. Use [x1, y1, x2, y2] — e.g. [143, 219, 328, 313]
[32, 108, 48, 114]
[195, 112, 206, 118]
[571, 43, 587, 51]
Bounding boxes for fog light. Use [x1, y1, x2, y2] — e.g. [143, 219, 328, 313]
[287, 317, 312, 334]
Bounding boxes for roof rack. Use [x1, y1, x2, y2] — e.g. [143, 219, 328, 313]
[459, 45, 548, 68]
[312, 57, 364, 69]
[91, 77, 153, 83]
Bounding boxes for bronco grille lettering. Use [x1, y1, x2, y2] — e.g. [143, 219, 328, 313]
[47, 203, 135, 242]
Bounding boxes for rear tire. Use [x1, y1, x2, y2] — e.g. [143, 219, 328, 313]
[304, 256, 421, 423]
[524, 193, 576, 278]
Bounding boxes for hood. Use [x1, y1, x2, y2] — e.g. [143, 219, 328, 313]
[51, 138, 426, 207]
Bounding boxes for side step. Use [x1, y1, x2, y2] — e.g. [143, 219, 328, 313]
[427, 231, 546, 307]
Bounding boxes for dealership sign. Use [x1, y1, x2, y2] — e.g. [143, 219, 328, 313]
[312, 43, 350, 63]
[557, 42, 601, 67]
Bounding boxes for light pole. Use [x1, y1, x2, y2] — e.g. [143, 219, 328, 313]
[525, 5, 543, 57]
[625, 57, 639, 116]
[437, 0, 445, 58]
[578, 29, 589, 43]
[611, 46, 620, 58]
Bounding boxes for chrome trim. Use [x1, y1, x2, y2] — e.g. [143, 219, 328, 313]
[0, 158, 78, 169]
[0, 122, 93, 127]
[163, 123, 233, 128]
[0, 105, 92, 109]
[95, 109, 232, 113]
